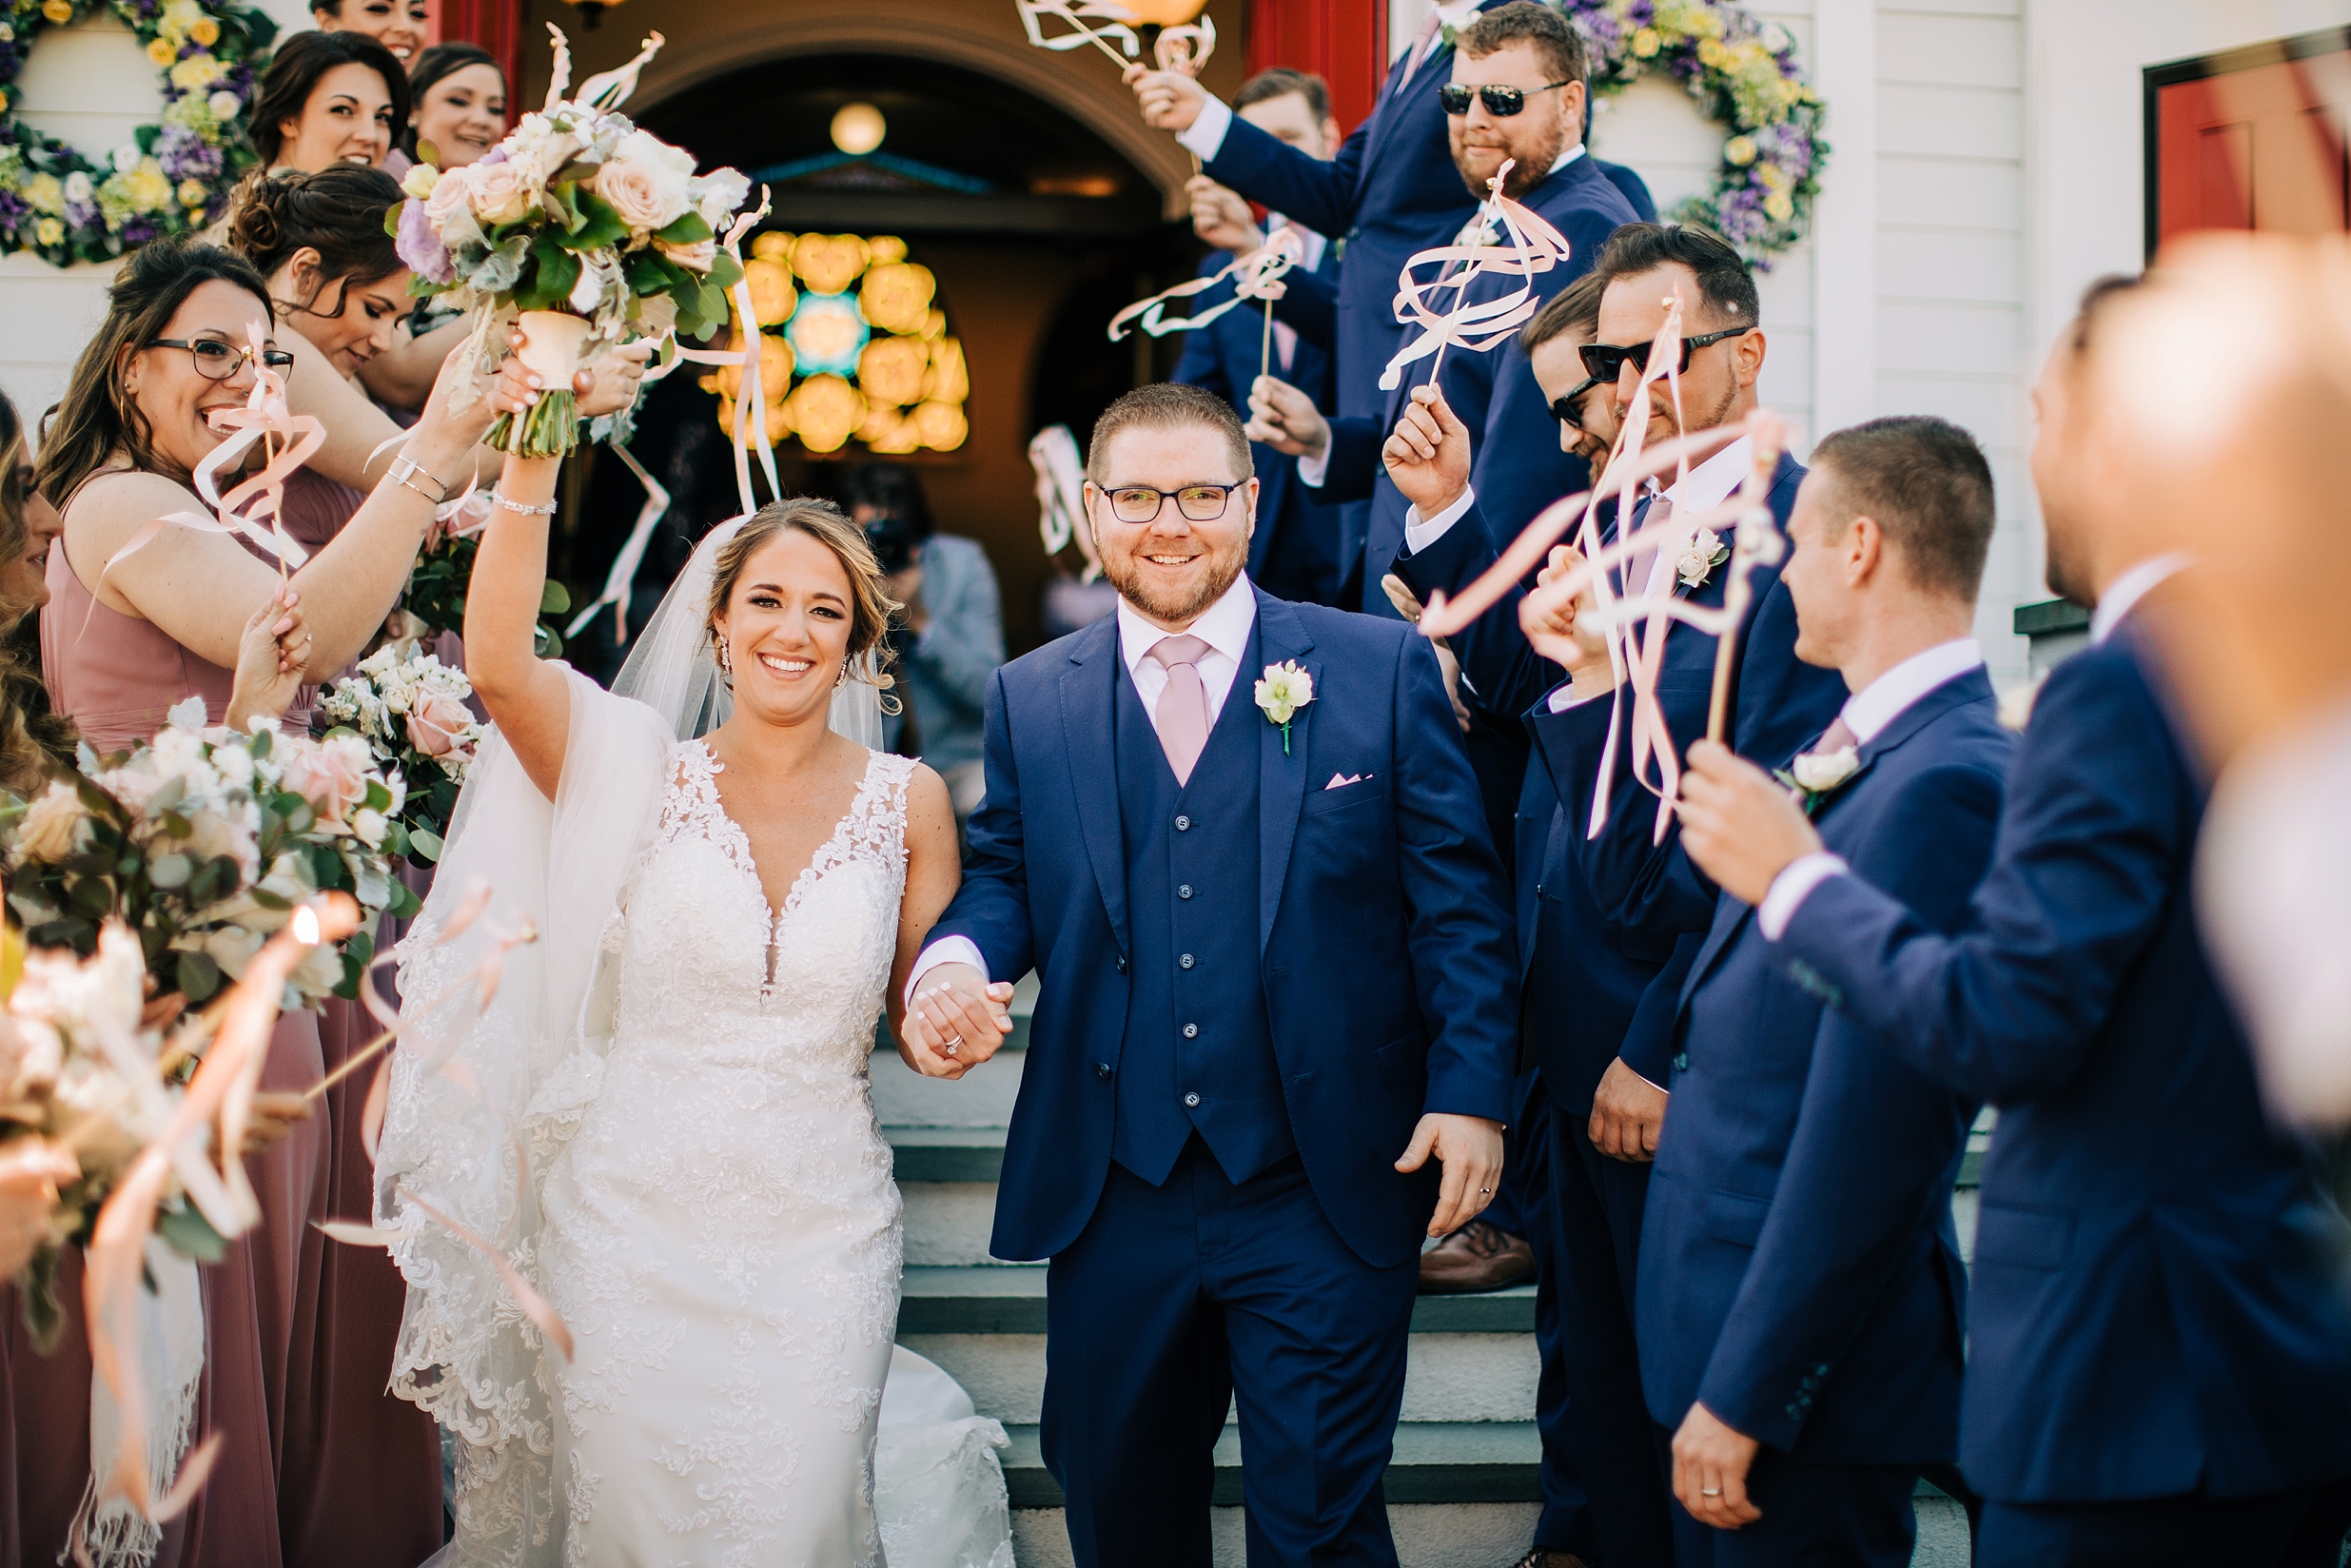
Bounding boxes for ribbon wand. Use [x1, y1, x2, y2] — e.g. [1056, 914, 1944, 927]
[1261, 295, 1277, 382]
[1705, 421, 1788, 742]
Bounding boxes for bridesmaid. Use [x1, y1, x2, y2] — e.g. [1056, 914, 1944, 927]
[221, 163, 443, 1567]
[31, 238, 518, 1565]
[248, 29, 407, 176]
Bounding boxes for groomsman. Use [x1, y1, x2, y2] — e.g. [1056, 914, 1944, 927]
[1383, 224, 1845, 1567]
[1639, 418, 2011, 1565]
[1670, 282, 2351, 1566]
[1173, 68, 1345, 606]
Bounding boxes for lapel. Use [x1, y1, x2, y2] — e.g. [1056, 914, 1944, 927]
[1361, 45, 1434, 173]
[1057, 615, 1129, 958]
[1254, 589, 1318, 952]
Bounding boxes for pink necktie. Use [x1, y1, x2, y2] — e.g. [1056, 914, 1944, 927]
[1814, 715, 1858, 755]
[1392, 10, 1445, 95]
[1146, 635, 1212, 786]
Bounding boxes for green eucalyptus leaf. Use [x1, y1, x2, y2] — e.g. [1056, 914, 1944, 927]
[656, 209, 714, 245]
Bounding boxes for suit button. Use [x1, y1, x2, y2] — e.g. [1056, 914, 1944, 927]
[1183, 1023, 1199, 1039]
[1175, 815, 1191, 831]
[1812, 1362, 1830, 1377]
[1115, 955, 1127, 973]
[1180, 953, 1195, 970]
[1178, 885, 1194, 899]
[1672, 1052, 1689, 1072]
[1185, 1092, 1201, 1107]
[1096, 1062, 1112, 1080]
[1535, 883, 1544, 898]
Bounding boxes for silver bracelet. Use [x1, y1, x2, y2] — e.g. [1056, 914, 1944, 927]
[492, 491, 558, 517]
[384, 455, 450, 506]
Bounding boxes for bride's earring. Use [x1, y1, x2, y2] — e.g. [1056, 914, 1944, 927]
[836, 659, 849, 690]
[717, 639, 734, 680]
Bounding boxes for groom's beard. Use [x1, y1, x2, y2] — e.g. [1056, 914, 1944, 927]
[1099, 537, 1248, 627]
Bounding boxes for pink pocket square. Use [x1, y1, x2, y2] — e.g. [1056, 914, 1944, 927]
[1324, 773, 1370, 791]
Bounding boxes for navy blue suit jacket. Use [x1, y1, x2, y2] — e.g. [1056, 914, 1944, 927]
[1173, 243, 1342, 604]
[1637, 668, 2011, 1465]
[1538, 453, 1848, 1087]
[1352, 154, 1637, 615]
[934, 588, 1521, 1269]
[1776, 621, 2351, 1501]
[1390, 500, 1676, 1110]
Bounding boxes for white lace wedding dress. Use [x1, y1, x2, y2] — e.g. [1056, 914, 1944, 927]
[378, 656, 1010, 1568]
[537, 740, 911, 1562]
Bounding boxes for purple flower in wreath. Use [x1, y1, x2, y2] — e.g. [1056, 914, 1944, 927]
[122, 215, 156, 244]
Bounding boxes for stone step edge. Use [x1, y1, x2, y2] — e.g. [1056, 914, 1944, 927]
[993, 1422, 1961, 1510]
[888, 1127, 1989, 1190]
[901, 1265, 1537, 1335]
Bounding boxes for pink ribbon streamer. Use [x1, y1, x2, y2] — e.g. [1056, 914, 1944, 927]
[1379, 161, 1572, 392]
[1153, 16, 1215, 75]
[1109, 226, 1304, 342]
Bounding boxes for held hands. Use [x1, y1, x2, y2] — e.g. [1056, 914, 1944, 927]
[1588, 1056, 1667, 1163]
[1125, 63, 1208, 131]
[901, 963, 1018, 1080]
[1396, 1113, 1505, 1238]
[1521, 544, 1615, 696]
[1187, 175, 1263, 252]
[1675, 739, 1825, 908]
[225, 582, 309, 734]
[1246, 376, 1329, 461]
[1672, 1401, 1764, 1529]
[1382, 385, 1470, 519]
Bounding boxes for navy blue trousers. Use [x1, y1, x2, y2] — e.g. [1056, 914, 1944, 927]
[1668, 1446, 1918, 1567]
[1545, 1080, 1676, 1567]
[1979, 1484, 2349, 1568]
[1043, 1139, 1418, 1567]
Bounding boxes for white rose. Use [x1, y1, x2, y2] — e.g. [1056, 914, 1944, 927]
[113, 144, 144, 173]
[353, 809, 387, 849]
[691, 167, 750, 229]
[466, 160, 538, 225]
[1675, 527, 1728, 589]
[424, 164, 475, 226]
[13, 782, 83, 862]
[63, 172, 93, 205]
[613, 128, 695, 178]
[1789, 746, 1859, 793]
[207, 89, 242, 121]
[400, 164, 439, 201]
[595, 156, 688, 232]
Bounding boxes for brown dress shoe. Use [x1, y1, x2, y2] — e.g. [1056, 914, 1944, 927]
[1418, 1219, 1537, 1293]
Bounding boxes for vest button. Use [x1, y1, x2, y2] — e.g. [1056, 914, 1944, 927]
[1535, 883, 1545, 898]
[1096, 1062, 1112, 1080]
[1183, 1023, 1199, 1039]
[1175, 815, 1190, 831]
[1673, 1052, 1689, 1072]
[1180, 953, 1195, 970]
[1184, 1092, 1201, 1107]
[1178, 884, 1193, 899]
[1115, 954, 1127, 973]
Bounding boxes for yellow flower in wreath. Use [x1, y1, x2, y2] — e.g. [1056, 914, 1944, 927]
[1763, 191, 1793, 223]
[188, 16, 218, 45]
[0, 90, 10, 113]
[1696, 36, 1726, 68]
[1630, 28, 1659, 58]
[32, 217, 63, 246]
[170, 52, 223, 90]
[147, 36, 178, 67]
[1724, 135, 1758, 167]
[178, 178, 208, 207]
[125, 162, 172, 211]
[40, 0, 74, 24]
[22, 173, 63, 214]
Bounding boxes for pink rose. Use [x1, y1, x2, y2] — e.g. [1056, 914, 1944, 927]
[466, 159, 538, 225]
[405, 691, 476, 760]
[655, 237, 715, 273]
[281, 737, 369, 826]
[423, 163, 474, 227]
[595, 157, 687, 234]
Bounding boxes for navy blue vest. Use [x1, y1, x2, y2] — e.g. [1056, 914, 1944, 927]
[1110, 637, 1295, 1186]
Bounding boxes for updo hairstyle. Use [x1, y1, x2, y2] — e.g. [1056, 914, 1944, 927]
[703, 499, 901, 693]
[223, 164, 405, 316]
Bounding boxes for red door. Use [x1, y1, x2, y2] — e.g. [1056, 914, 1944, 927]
[2148, 28, 2351, 253]
[1246, 0, 1389, 135]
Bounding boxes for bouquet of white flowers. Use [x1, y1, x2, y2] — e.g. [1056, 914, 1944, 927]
[391, 27, 751, 458]
[314, 645, 485, 865]
[2, 698, 414, 1011]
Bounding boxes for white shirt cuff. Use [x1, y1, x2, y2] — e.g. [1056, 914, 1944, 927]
[1402, 485, 1476, 557]
[1297, 441, 1331, 488]
[906, 936, 989, 1007]
[1547, 681, 1604, 714]
[1757, 853, 1850, 940]
[1177, 95, 1232, 162]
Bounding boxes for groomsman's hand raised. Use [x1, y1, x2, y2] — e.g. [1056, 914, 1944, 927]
[1126, 63, 1208, 131]
[1383, 384, 1471, 520]
[1187, 175, 1264, 252]
[900, 964, 1018, 1081]
[1245, 376, 1330, 462]
[1675, 739, 1826, 908]
[1396, 1113, 1505, 1238]
[1672, 1401, 1764, 1529]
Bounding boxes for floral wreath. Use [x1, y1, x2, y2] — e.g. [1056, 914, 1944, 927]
[1560, 0, 1826, 265]
[0, 0, 275, 268]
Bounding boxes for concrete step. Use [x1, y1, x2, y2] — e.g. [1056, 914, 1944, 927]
[1001, 1421, 1546, 1509]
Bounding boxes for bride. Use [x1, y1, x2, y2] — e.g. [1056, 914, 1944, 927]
[373, 359, 1014, 1564]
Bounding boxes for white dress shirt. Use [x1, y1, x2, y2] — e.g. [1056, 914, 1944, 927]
[904, 575, 1262, 1004]
[1753, 637, 1988, 939]
[2089, 552, 2190, 645]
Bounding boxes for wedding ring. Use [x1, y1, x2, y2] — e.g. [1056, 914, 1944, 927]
[1701, 1487, 1722, 1498]
[1479, 1186, 1492, 1194]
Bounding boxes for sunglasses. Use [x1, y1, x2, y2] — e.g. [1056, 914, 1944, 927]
[1438, 80, 1576, 117]
[1549, 376, 1602, 431]
[1577, 325, 1751, 384]
[149, 337, 297, 381]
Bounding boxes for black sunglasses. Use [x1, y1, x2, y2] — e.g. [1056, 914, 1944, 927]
[149, 337, 297, 381]
[1438, 80, 1576, 117]
[1578, 325, 1751, 384]
[1549, 376, 1602, 431]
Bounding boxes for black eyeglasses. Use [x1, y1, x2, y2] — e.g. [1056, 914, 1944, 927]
[1439, 80, 1576, 117]
[1549, 376, 1602, 431]
[149, 337, 297, 381]
[1578, 325, 1751, 384]
[1098, 482, 1244, 524]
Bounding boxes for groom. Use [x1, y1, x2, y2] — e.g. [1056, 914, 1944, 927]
[903, 383, 1521, 1566]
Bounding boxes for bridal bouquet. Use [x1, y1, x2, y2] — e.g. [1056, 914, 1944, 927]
[314, 645, 485, 865]
[391, 28, 751, 458]
[1, 698, 416, 1011]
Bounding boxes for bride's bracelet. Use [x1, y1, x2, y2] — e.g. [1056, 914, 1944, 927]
[492, 492, 558, 517]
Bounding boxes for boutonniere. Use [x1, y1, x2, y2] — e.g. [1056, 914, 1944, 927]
[1255, 660, 1315, 755]
[1773, 745, 1860, 817]
[1440, 21, 1459, 49]
[1676, 527, 1732, 589]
